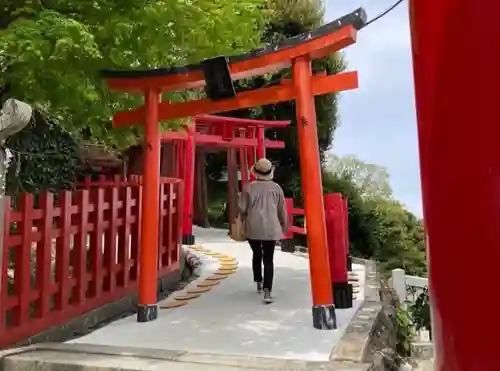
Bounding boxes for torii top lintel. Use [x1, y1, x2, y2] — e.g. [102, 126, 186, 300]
[100, 8, 366, 128]
[160, 114, 290, 149]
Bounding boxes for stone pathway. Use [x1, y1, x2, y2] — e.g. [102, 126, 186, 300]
[68, 227, 366, 363]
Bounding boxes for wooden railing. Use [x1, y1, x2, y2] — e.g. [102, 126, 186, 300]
[0, 176, 183, 348]
[283, 198, 306, 238]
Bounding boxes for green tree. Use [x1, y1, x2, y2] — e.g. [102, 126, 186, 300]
[326, 154, 393, 200]
[323, 155, 426, 275]
[1, 0, 269, 150]
[205, 0, 344, 198]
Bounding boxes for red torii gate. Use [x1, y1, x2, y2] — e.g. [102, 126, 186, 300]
[162, 115, 290, 245]
[99, 8, 364, 329]
[410, 0, 499, 369]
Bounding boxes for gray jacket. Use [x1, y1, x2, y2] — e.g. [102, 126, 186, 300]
[238, 180, 288, 241]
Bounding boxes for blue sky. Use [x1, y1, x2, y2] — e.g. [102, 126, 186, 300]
[324, 0, 422, 217]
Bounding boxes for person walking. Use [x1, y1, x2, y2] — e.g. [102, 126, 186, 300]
[238, 158, 288, 304]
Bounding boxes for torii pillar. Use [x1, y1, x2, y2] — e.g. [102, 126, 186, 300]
[410, 0, 500, 369]
[100, 7, 366, 327]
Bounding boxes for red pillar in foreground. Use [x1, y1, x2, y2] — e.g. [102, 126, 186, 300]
[137, 89, 161, 322]
[182, 124, 196, 245]
[292, 56, 335, 329]
[410, 1, 500, 369]
[324, 193, 352, 309]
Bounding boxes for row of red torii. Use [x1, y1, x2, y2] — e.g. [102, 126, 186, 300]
[162, 114, 290, 246]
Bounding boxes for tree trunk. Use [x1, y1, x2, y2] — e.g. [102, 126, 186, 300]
[193, 151, 210, 227]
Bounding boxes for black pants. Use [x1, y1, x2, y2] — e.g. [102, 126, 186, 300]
[248, 239, 276, 291]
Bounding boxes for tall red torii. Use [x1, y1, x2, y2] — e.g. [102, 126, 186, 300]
[409, 0, 499, 369]
[162, 115, 290, 245]
[99, 8, 364, 328]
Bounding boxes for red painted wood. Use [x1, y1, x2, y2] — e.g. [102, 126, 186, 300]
[15, 194, 33, 325]
[324, 193, 347, 284]
[409, 0, 500, 368]
[0, 177, 182, 348]
[342, 197, 350, 256]
[54, 192, 71, 311]
[0, 197, 10, 330]
[182, 125, 195, 236]
[174, 181, 184, 261]
[35, 193, 53, 317]
[104, 26, 356, 93]
[117, 187, 132, 287]
[159, 183, 167, 267]
[71, 190, 89, 305]
[103, 187, 118, 292]
[196, 115, 290, 128]
[256, 126, 265, 159]
[239, 148, 248, 191]
[88, 189, 104, 297]
[166, 184, 175, 266]
[129, 186, 141, 282]
[112, 72, 358, 125]
[283, 198, 296, 240]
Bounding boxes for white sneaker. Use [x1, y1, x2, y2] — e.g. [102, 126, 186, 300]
[263, 289, 274, 304]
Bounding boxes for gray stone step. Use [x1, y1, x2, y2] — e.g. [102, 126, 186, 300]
[0, 343, 370, 371]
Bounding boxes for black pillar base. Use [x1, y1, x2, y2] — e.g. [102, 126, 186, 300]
[182, 234, 196, 245]
[281, 239, 296, 253]
[137, 304, 158, 322]
[347, 254, 352, 271]
[333, 281, 353, 309]
[312, 304, 337, 330]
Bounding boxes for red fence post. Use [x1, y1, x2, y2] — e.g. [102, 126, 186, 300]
[341, 197, 352, 271]
[182, 125, 195, 245]
[0, 197, 10, 333]
[71, 190, 89, 305]
[117, 186, 132, 287]
[35, 192, 53, 318]
[173, 181, 183, 265]
[281, 198, 296, 252]
[54, 191, 72, 311]
[15, 194, 34, 326]
[324, 193, 353, 309]
[88, 189, 104, 298]
[103, 187, 119, 293]
[129, 186, 141, 282]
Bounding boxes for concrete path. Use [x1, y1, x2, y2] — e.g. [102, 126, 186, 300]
[68, 227, 365, 363]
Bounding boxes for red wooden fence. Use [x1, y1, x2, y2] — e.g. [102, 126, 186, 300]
[284, 198, 306, 239]
[0, 176, 183, 348]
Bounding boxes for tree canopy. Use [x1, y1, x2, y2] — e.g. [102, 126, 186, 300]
[325, 154, 393, 200]
[1, 0, 269, 149]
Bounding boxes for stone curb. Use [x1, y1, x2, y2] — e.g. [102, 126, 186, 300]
[0, 342, 372, 371]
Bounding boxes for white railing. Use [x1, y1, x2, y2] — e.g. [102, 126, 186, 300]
[391, 268, 428, 304]
[391, 268, 431, 342]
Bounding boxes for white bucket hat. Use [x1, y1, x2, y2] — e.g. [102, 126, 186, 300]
[251, 158, 274, 181]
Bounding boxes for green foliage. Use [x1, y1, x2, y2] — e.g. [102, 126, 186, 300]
[5, 111, 83, 196]
[322, 155, 427, 276]
[396, 305, 414, 357]
[410, 289, 431, 339]
[206, 0, 344, 197]
[1, 0, 269, 149]
[326, 154, 393, 200]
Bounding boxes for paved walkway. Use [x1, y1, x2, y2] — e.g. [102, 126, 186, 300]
[69, 227, 365, 362]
